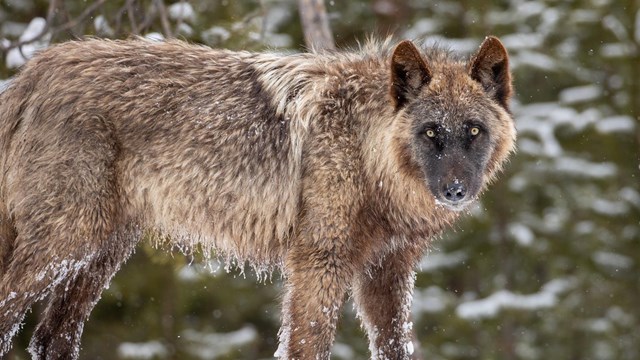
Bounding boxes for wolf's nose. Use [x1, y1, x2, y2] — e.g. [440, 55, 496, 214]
[443, 183, 466, 202]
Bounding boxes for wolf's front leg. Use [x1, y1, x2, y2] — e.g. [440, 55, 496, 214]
[353, 245, 423, 360]
[276, 244, 355, 360]
[276, 131, 365, 359]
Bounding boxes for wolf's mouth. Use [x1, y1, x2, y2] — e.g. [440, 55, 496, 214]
[433, 196, 474, 212]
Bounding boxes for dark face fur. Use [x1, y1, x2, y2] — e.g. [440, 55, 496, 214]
[390, 37, 513, 211]
[409, 103, 493, 210]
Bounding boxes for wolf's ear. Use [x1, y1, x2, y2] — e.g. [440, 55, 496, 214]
[390, 40, 432, 109]
[469, 36, 512, 110]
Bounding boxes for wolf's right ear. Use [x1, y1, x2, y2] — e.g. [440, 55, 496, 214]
[469, 36, 512, 110]
[390, 40, 432, 109]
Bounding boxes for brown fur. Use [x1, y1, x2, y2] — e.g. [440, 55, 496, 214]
[0, 36, 515, 359]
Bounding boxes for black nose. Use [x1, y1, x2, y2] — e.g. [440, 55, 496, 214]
[443, 182, 466, 202]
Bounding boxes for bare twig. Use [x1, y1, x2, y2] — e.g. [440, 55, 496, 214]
[55, 0, 109, 34]
[114, 4, 128, 36]
[54, 0, 74, 39]
[258, 0, 268, 41]
[126, 0, 140, 35]
[45, 0, 59, 28]
[0, 0, 57, 53]
[0, 0, 108, 53]
[138, 3, 157, 34]
[154, 0, 174, 38]
[113, 6, 127, 34]
[175, 0, 187, 37]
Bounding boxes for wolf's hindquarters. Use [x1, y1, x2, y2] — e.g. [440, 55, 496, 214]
[27, 225, 140, 359]
[0, 111, 139, 358]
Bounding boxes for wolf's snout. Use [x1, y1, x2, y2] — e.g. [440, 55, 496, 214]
[443, 182, 467, 202]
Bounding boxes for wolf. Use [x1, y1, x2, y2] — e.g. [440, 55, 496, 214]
[0, 35, 515, 359]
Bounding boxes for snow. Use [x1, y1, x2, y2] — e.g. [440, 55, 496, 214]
[574, 221, 596, 235]
[263, 33, 293, 48]
[585, 318, 612, 333]
[419, 250, 467, 272]
[508, 174, 529, 192]
[34, 254, 95, 302]
[405, 340, 415, 355]
[508, 223, 535, 246]
[118, 341, 168, 359]
[500, 33, 544, 50]
[606, 306, 634, 327]
[15, 16, 47, 41]
[512, 51, 557, 71]
[176, 23, 194, 37]
[595, 115, 635, 134]
[541, 8, 562, 36]
[517, 138, 544, 157]
[0, 79, 11, 93]
[457, 290, 554, 319]
[421, 36, 479, 53]
[1, 319, 25, 357]
[602, 15, 628, 42]
[556, 38, 581, 60]
[412, 286, 451, 314]
[201, 26, 231, 44]
[519, 102, 600, 136]
[264, 5, 293, 33]
[552, 157, 617, 179]
[600, 42, 634, 58]
[559, 85, 602, 104]
[93, 15, 114, 36]
[2, 0, 31, 11]
[168, 2, 195, 22]
[570, 9, 600, 24]
[593, 341, 615, 360]
[542, 278, 574, 294]
[486, 2, 546, 26]
[6, 17, 50, 69]
[275, 290, 292, 359]
[485, 10, 514, 26]
[516, 102, 567, 118]
[182, 326, 257, 359]
[591, 198, 629, 216]
[456, 278, 573, 320]
[513, 102, 607, 157]
[514, 1, 547, 19]
[145, 32, 164, 41]
[620, 187, 640, 209]
[1, 21, 28, 37]
[403, 19, 441, 39]
[592, 251, 633, 269]
[547, 106, 584, 128]
[332, 342, 355, 359]
[515, 112, 563, 156]
[177, 264, 200, 281]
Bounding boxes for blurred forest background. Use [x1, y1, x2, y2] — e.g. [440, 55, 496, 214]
[1, 0, 639, 359]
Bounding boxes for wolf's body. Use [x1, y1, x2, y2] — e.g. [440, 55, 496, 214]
[0, 37, 515, 359]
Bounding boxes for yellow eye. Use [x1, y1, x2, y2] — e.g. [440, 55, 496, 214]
[470, 127, 480, 136]
[426, 129, 436, 138]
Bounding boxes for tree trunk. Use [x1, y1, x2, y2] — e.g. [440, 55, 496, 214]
[297, 0, 335, 51]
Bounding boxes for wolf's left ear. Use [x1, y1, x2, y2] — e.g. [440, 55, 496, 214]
[390, 40, 432, 109]
[469, 36, 512, 110]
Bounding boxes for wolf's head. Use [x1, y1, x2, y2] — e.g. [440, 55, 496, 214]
[390, 37, 516, 212]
